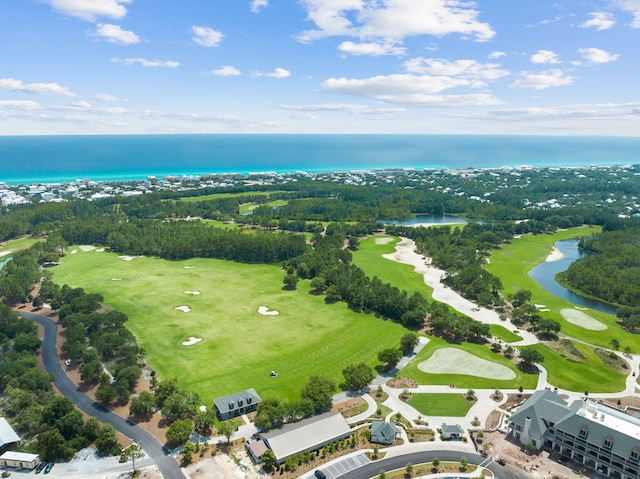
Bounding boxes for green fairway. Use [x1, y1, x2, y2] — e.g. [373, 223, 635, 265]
[485, 227, 639, 353]
[178, 191, 287, 202]
[407, 393, 473, 417]
[0, 237, 42, 254]
[51, 247, 407, 403]
[402, 337, 538, 390]
[488, 325, 522, 343]
[529, 342, 626, 393]
[239, 199, 288, 213]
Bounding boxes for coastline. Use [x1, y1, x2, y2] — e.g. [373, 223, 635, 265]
[546, 246, 565, 262]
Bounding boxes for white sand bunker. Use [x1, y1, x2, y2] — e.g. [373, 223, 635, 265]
[258, 306, 279, 316]
[0, 251, 12, 258]
[95, 248, 105, 252]
[181, 337, 202, 346]
[184, 266, 196, 269]
[79, 245, 95, 252]
[119, 255, 142, 261]
[561, 308, 607, 331]
[71, 249, 78, 254]
[184, 290, 201, 295]
[375, 237, 394, 245]
[111, 278, 122, 281]
[418, 348, 516, 380]
[175, 306, 191, 313]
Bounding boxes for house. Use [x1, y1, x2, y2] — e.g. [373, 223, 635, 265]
[214, 389, 262, 420]
[508, 389, 640, 479]
[441, 424, 465, 440]
[0, 451, 40, 470]
[248, 411, 351, 464]
[0, 418, 20, 454]
[370, 420, 396, 445]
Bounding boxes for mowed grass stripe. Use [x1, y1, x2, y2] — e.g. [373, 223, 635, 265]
[52, 248, 406, 402]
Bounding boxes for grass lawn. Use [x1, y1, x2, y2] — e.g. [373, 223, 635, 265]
[407, 393, 473, 417]
[177, 191, 287, 202]
[239, 199, 288, 214]
[485, 226, 640, 353]
[529, 342, 626, 393]
[402, 336, 538, 390]
[51, 247, 407, 403]
[489, 324, 523, 343]
[0, 237, 42, 253]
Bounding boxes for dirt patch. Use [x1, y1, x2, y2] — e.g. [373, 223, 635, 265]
[485, 410, 503, 429]
[387, 377, 418, 388]
[502, 393, 531, 411]
[545, 339, 586, 362]
[599, 396, 640, 410]
[331, 397, 367, 418]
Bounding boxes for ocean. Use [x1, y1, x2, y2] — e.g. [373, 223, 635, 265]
[1, 134, 639, 185]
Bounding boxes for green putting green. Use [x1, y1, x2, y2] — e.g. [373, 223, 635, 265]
[51, 247, 407, 403]
[407, 393, 473, 417]
[488, 324, 523, 343]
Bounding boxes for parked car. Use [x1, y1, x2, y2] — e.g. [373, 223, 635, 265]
[314, 470, 327, 479]
[34, 462, 46, 474]
[43, 462, 54, 474]
[497, 458, 506, 466]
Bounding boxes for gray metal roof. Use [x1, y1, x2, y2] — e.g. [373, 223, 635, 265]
[0, 418, 20, 446]
[213, 388, 261, 414]
[441, 424, 465, 434]
[0, 451, 39, 462]
[261, 411, 350, 461]
[371, 420, 395, 439]
[509, 390, 571, 438]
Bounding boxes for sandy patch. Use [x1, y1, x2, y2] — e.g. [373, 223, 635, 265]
[119, 255, 142, 261]
[418, 348, 516, 380]
[71, 249, 78, 254]
[95, 248, 105, 252]
[560, 308, 607, 331]
[111, 278, 122, 281]
[79, 245, 96, 252]
[199, 405, 207, 412]
[184, 290, 201, 295]
[258, 306, 279, 316]
[182, 336, 202, 346]
[175, 306, 191, 313]
[0, 251, 11, 258]
[539, 308, 550, 312]
[183, 453, 263, 479]
[575, 306, 588, 311]
[546, 247, 564, 262]
[184, 266, 196, 269]
[534, 304, 546, 309]
[375, 237, 394, 245]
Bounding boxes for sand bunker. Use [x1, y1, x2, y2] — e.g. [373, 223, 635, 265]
[119, 255, 141, 261]
[175, 306, 191, 313]
[534, 304, 546, 309]
[71, 249, 78, 254]
[111, 278, 122, 281]
[79, 245, 95, 252]
[184, 291, 201, 295]
[418, 348, 516, 380]
[181, 337, 202, 346]
[539, 308, 550, 312]
[560, 308, 607, 331]
[95, 248, 105, 252]
[546, 247, 565, 262]
[375, 237, 394, 245]
[184, 266, 196, 269]
[258, 306, 279, 316]
[0, 251, 11, 258]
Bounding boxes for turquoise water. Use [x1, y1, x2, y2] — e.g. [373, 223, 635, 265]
[383, 214, 468, 226]
[1, 134, 639, 184]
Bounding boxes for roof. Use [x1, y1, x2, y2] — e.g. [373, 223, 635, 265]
[371, 421, 395, 439]
[0, 418, 20, 446]
[214, 388, 262, 414]
[441, 424, 465, 434]
[261, 411, 350, 461]
[246, 439, 268, 459]
[0, 451, 39, 462]
[509, 389, 571, 438]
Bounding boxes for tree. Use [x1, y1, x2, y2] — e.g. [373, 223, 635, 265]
[610, 338, 620, 350]
[509, 289, 532, 307]
[432, 457, 440, 470]
[283, 274, 299, 290]
[460, 456, 469, 471]
[342, 363, 375, 391]
[129, 391, 156, 418]
[80, 360, 103, 384]
[400, 332, 419, 355]
[181, 442, 196, 465]
[217, 420, 235, 445]
[193, 408, 215, 435]
[95, 424, 121, 456]
[166, 419, 194, 447]
[96, 374, 117, 404]
[405, 462, 414, 477]
[13, 332, 41, 352]
[300, 376, 336, 414]
[310, 276, 326, 293]
[154, 377, 180, 408]
[377, 348, 402, 370]
[262, 449, 277, 470]
[121, 443, 145, 475]
[518, 347, 544, 372]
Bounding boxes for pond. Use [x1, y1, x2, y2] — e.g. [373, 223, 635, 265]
[527, 239, 617, 315]
[0, 256, 12, 271]
[383, 214, 468, 226]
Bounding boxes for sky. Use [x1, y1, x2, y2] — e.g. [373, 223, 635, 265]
[1, 0, 639, 136]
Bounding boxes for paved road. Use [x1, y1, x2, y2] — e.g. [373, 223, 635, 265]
[332, 451, 521, 479]
[22, 311, 186, 479]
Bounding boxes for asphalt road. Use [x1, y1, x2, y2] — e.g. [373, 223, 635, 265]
[333, 451, 524, 479]
[22, 311, 186, 479]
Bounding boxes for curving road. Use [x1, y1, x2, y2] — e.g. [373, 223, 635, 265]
[21, 311, 186, 479]
[335, 451, 522, 479]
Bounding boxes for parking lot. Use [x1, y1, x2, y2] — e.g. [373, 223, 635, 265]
[314, 453, 371, 479]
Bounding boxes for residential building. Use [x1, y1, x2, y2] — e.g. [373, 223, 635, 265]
[0, 451, 40, 470]
[214, 389, 261, 420]
[370, 420, 396, 445]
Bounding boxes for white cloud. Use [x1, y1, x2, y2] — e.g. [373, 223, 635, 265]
[298, 0, 495, 43]
[338, 41, 405, 56]
[531, 50, 561, 64]
[321, 73, 502, 106]
[488, 51, 506, 59]
[580, 12, 616, 30]
[613, 0, 640, 28]
[251, 0, 268, 13]
[94, 93, 120, 102]
[0, 78, 76, 97]
[509, 69, 575, 90]
[0, 100, 42, 111]
[94, 23, 140, 44]
[112, 58, 180, 67]
[264, 68, 291, 78]
[191, 25, 224, 47]
[575, 48, 620, 64]
[404, 58, 510, 83]
[211, 66, 242, 76]
[280, 103, 405, 114]
[42, 0, 132, 22]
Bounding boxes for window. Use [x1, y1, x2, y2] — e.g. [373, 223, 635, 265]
[579, 427, 588, 439]
[604, 439, 613, 451]
[631, 450, 639, 462]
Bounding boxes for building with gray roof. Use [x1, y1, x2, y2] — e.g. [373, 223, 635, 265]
[370, 420, 396, 445]
[508, 389, 640, 479]
[0, 418, 20, 454]
[214, 388, 261, 420]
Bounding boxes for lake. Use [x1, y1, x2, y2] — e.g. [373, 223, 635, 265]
[383, 214, 468, 226]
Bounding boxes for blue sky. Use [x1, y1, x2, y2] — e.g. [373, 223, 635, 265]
[1, 0, 639, 135]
